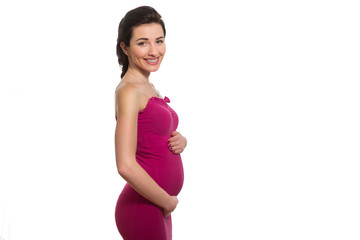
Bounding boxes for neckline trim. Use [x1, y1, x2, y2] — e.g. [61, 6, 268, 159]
[139, 96, 170, 113]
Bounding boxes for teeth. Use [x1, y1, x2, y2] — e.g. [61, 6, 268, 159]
[146, 58, 157, 62]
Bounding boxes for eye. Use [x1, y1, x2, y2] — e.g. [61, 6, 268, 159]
[138, 42, 147, 46]
[156, 40, 164, 44]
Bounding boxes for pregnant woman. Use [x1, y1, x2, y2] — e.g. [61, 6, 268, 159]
[114, 6, 187, 240]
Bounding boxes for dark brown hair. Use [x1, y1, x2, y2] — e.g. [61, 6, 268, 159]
[116, 6, 166, 78]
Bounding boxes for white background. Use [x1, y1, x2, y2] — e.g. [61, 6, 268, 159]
[1, 0, 359, 239]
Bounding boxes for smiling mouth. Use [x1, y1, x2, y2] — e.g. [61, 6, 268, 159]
[144, 58, 159, 65]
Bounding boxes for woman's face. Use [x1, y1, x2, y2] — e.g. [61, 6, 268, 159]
[122, 23, 166, 74]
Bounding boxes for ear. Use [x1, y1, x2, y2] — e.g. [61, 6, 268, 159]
[120, 42, 129, 56]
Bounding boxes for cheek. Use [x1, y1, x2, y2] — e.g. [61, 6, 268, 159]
[160, 45, 166, 55]
[132, 47, 146, 59]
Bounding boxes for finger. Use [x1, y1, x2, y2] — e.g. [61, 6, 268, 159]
[169, 147, 178, 154]
[167, 136, 177, 143]
[169, 145, 182, 152]
[168, 140, 181, 147]
[171, 144, 181, 150]
[169, 146, 179, 153]
[169, 134, 180, 141]
[170, 131, 179, 136]
[173, 149, 182, 154]
[168, 141, 180, 149]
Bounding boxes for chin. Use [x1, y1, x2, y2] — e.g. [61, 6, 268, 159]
[150, 67, 161, 72]
[144, 66, 161, 73]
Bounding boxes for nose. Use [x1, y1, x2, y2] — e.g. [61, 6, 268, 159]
[148, 43, 159, 56]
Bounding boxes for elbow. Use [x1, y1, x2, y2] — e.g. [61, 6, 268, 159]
[117, 164, 128, 177]
[117, 162, 133, 179]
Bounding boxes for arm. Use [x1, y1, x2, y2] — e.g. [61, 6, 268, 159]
[115, 85, 177, 216]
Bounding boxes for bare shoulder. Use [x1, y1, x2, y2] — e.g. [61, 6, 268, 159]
[115, 82, 138, 97]
[115, 83, 142, 116]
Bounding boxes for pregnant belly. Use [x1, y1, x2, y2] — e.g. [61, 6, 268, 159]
[136, 152, 184, 196]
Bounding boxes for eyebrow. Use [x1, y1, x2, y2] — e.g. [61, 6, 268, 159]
[136, 36, 165, 41]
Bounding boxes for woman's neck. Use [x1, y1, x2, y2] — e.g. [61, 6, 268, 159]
[126, 68, 150, 84]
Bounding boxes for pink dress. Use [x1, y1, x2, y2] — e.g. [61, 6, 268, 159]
[115, 96, 184, 240]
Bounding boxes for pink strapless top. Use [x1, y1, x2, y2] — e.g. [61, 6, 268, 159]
[136, 96, 184, 196]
